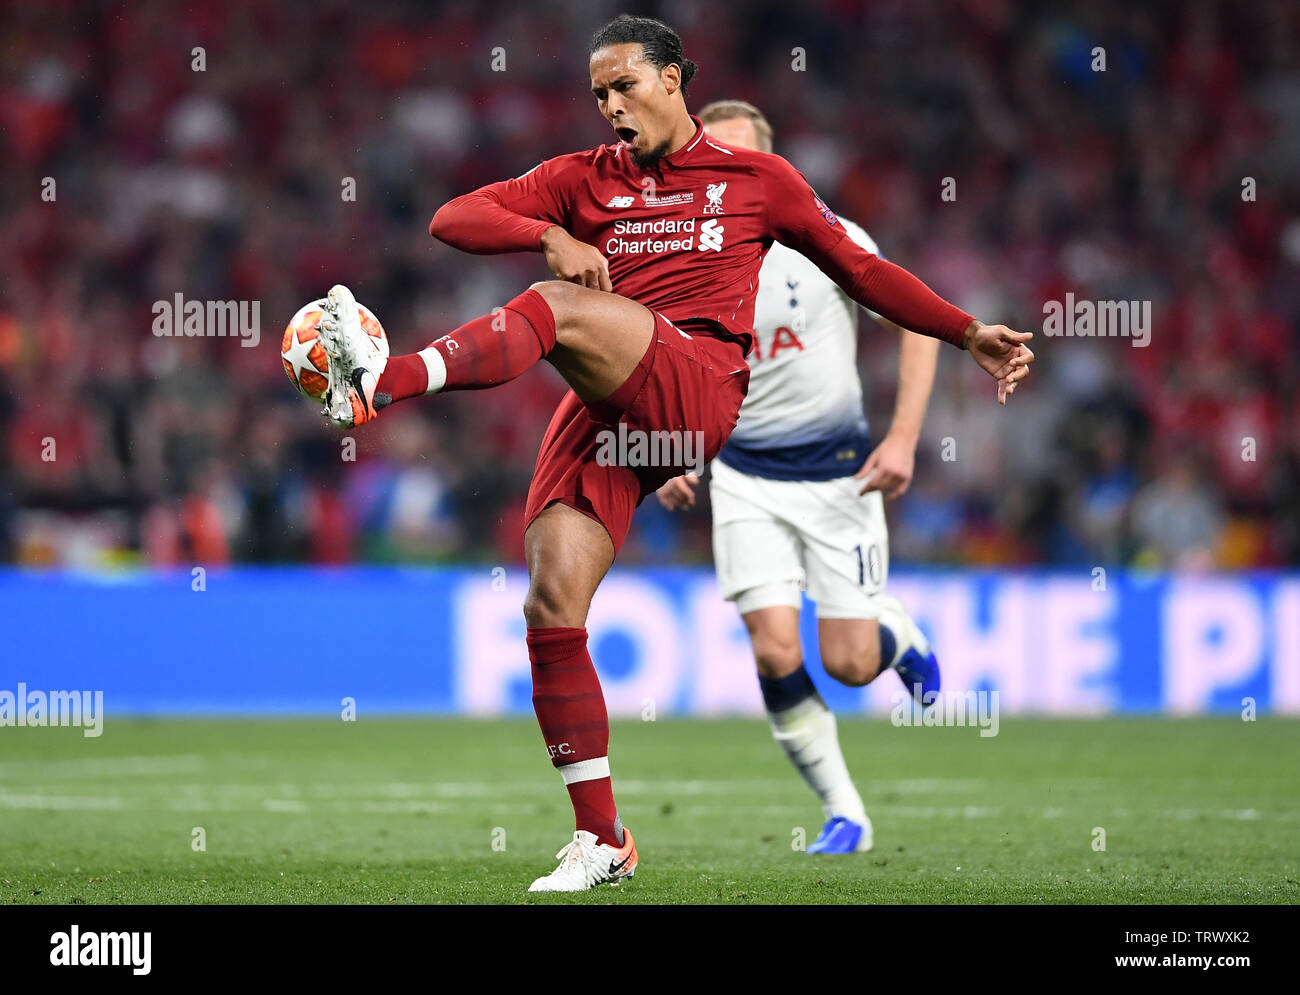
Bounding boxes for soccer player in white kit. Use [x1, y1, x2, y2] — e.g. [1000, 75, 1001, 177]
[657, 101, 941, 855]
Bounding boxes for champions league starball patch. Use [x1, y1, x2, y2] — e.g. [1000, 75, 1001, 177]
[813, 194, 838, 227]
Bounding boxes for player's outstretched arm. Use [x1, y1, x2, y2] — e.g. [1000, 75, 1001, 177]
[760, 156, 1034, 402]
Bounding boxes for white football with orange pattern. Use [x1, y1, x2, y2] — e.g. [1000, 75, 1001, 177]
[281, 297, 389, 400]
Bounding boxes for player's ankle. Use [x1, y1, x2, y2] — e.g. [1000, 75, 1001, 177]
[375, 350, 443, 403]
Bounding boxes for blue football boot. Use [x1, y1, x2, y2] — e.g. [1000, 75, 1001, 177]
[879, 595, 941, 706]
[806, 815, 874, 854]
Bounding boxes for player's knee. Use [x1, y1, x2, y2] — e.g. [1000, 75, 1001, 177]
[523, 573, 589, 629]
[528, 279, 566, 296]
[750, 632, 803, 680]
[528, 280, 579, 317]
[822, 641, 882, 687]
[528, 281, 618, 352]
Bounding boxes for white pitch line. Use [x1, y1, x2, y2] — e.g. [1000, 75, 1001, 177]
[0, 793, 126, 810]
[1, 785, 1293, 825]
[883, 805, 1002, 819]
[0, 755, 206, 778]
[361, 801, 456, 814]
[618, 803, 809, 816]
[262, 799, 309, 813]
[889, 779, 986, 793]
[615, 778, 986, 796]
[0, 775, 987, 798]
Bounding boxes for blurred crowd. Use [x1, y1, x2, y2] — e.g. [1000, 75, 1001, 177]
[1, 0, 1297, 569]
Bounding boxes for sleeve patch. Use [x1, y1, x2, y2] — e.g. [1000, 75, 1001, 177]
[813, 194, 838, 227]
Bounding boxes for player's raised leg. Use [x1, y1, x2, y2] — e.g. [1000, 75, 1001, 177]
[801, 489, 941, 704]
[315, 279, 655, 428]
[522, 502, 638, 892]
[817, 600, 940, 704]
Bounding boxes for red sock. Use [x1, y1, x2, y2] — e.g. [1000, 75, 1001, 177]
[375, 288, 556, 404]
[526, 625, 622, 847]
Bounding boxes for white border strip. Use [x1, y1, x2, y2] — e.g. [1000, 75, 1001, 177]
[558, 757, 610, 785]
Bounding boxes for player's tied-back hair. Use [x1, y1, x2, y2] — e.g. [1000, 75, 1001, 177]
[589, 14, 698, 92]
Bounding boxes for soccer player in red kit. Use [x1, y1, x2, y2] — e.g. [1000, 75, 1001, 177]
[311, 14, 1033, 891]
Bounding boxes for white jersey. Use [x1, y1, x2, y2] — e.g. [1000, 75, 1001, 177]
[717, 218, 879, 480]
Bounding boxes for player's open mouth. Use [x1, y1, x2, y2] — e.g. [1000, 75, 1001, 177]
[615, 127, 638, 148]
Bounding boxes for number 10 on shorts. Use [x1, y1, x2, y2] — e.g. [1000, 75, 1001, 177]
[855, 544, 882, 587]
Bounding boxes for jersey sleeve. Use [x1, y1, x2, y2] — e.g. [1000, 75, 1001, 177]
[428, 153, 584, 254]
[759, 156, 972, 347]
[839, 218, 880, 258]
[835, 218, 885, 322]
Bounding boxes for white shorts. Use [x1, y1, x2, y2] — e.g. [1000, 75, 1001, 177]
[709, 457, 889, 620]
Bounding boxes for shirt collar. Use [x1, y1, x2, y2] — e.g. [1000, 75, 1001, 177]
[660, 115, 708, 168]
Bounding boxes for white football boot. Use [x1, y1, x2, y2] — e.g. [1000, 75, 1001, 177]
[527, 829, 638, 893]
[316, 284, 388, 428]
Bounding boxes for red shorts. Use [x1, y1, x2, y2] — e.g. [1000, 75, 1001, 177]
[524, 312, 750, 555]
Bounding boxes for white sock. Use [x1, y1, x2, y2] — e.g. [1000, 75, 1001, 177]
[768, 695, 867, 824]
[417, 346, 446, 393]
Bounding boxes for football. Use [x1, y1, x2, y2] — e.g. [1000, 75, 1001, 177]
[280, 297, 388, 400]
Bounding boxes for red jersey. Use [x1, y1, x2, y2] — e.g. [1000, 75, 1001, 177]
[430, 116, 972, 354]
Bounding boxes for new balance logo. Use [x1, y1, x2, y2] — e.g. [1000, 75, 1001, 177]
[605, 195, 636, 208]
[698, 218, 725, 252]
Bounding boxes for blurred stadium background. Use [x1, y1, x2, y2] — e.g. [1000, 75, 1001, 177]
[1, 0, 1297, 721]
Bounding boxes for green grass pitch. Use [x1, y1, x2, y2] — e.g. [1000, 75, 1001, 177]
[1, 717, 1296, 904]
